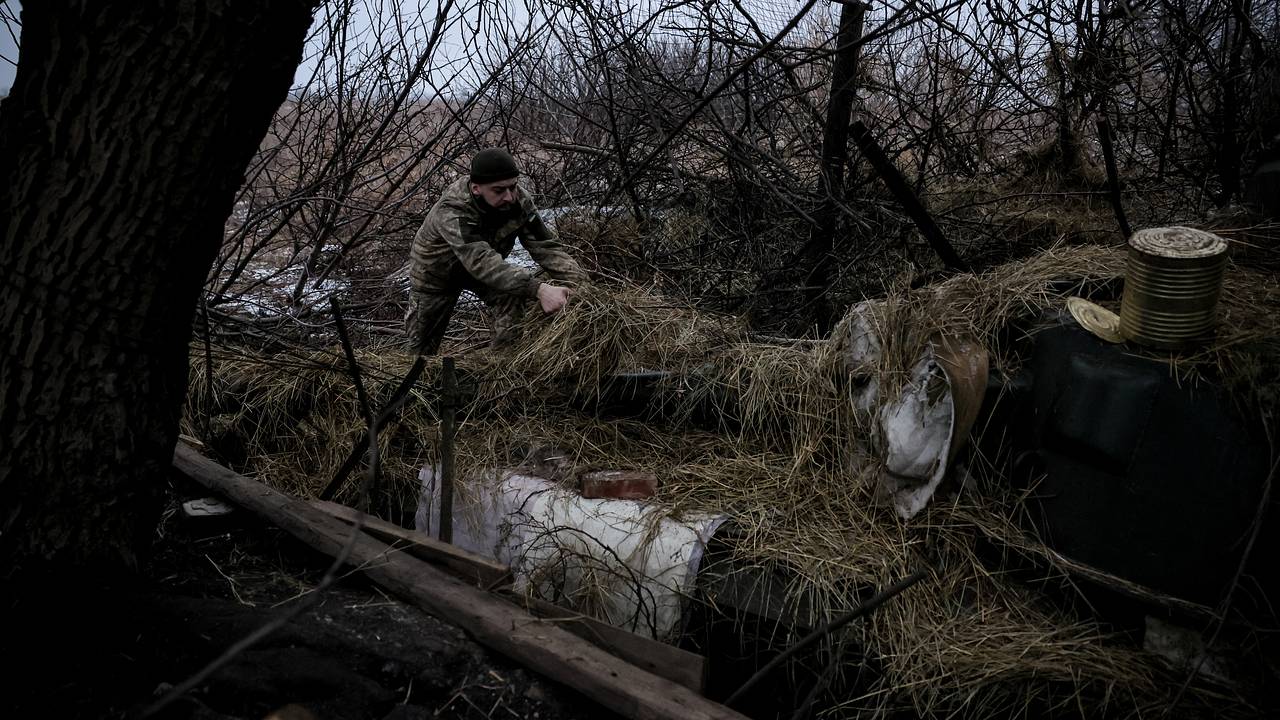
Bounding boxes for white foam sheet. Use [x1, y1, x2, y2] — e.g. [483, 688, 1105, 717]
[416, 467, 726, 642]
[877, 348, 956, 520]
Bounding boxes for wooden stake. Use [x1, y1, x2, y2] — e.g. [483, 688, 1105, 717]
[439, 356, 457, 544]
[850, 120, 968, 272]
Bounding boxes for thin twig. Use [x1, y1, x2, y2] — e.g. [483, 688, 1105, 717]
[319, 355, 427, 501]
[725, 567, 930, 708]
[1165, 413, 1277, 715]
[331, 297, 374, 425]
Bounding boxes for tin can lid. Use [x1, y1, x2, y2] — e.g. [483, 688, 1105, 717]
[1067, 297, 1125, 343]
[1130, 226, 1228, 259]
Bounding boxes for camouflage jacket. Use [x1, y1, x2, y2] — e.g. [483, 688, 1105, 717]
[409, 176, 587, 297]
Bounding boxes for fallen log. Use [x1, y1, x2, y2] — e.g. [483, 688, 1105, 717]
[173, 444, 745, 720]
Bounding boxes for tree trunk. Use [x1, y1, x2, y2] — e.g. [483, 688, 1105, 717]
[801, 0, 866, 335]
[1213, 13, 1245, 207]
[0, 1, 316, 578]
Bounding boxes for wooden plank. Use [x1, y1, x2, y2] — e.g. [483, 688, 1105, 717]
[173, 444, 746, 720]
[312, 501, 703, 692]
[313, 500, 704, 693]
[309, 499, 511, 589]
[516, 594, 706, 694]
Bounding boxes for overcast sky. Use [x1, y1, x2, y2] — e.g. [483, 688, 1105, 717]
[0, 0, 846, 100]
[0, 1, 485, 97]
[0, 1, 19, 95]
[0, 0, 316, 95]
[0, 1, 818, 99]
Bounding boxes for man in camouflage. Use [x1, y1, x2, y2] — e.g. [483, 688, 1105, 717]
[405, 148, 588, 355]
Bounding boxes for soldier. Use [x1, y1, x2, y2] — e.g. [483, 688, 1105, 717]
[405, 148, 588, 355]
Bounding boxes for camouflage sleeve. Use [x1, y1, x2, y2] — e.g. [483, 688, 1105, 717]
[519, 212, 589, 286]
[438, 204, 541, 298]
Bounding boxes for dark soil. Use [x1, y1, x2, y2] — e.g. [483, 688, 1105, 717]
[3, 480, 613, 720]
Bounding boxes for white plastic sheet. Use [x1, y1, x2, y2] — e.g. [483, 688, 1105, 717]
[416, 468, 726, 641]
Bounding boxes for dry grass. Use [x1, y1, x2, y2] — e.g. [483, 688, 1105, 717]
[848, 243, 1124, 380]
[183, 243, 1276, 719]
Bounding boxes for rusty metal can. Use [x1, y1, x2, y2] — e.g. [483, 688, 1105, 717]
[1119, 226, 1228, 349]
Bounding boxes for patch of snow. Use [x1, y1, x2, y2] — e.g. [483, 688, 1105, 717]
[539, 205, 629, 221]
[509, 240, 535, 270]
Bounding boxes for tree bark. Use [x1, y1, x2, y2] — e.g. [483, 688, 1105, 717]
[0, 1, 316, 577]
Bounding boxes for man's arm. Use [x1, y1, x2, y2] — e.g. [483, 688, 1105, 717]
[518, 212, 589, 286]
[437, 204, 542, 298]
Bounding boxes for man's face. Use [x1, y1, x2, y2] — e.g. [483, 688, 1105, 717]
[471, 179, 518, 210]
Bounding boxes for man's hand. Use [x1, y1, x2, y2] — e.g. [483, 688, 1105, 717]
[536, 283, 572, 314]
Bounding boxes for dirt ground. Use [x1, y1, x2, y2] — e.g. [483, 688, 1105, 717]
[3, 477, 614, 720]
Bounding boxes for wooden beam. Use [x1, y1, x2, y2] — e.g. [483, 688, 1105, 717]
[173, 444, 747, 720]
[516, 594, 707, 694]
[309, 499, 511, 589]
[312, 499, 706, 693]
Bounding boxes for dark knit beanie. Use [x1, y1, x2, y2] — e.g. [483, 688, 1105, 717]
[469, 148, 520, 183]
